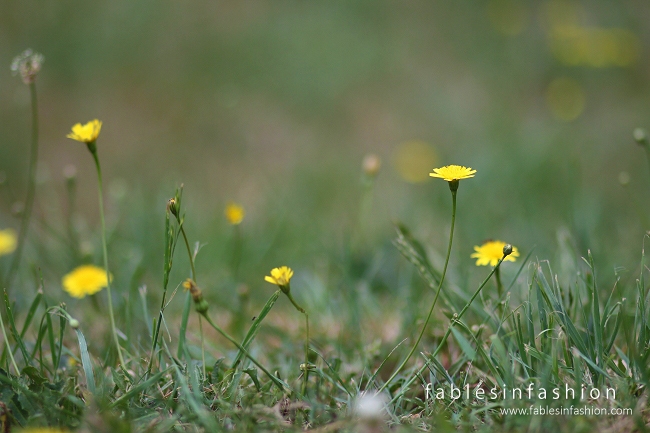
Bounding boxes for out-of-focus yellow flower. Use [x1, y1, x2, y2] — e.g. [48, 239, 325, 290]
[394, 140, 438, 183]
[264, 266, 293, 290]
[429, 165, 476, 182]
[471, 240, 519, 267]
[225, 203, 245, 225]
[0, 229, 17, 256]
[62, 265, 111, 299]
[66, 119, 102, 143]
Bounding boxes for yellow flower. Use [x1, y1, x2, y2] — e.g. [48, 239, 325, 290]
[66, 119, 102, 143]
[264, 266, 293, 288]
[62, 265, 111, 299]
[0, 228, 17, 256]
[429, 165, 477, 181]
[225, 202, 245, 225]
[471, 240, 520, 267]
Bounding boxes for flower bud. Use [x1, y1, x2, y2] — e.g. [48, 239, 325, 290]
[167, 198, 179, 217]
[503, 244, 513, 257]
[618, 171, 631, 186]
[183, 279, 209, 314]
[634, 128, 648, 146]
[362, 154, 381, 177]
[69, 318, 80, 329]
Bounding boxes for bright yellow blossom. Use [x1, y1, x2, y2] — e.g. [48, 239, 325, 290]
[471, 240, 519, 266]
[264, 266, 293, 288]
[0, 229, 17, 256]
[62, 265, 111, 299]
[429, 165, 476, 181]
[66, 119, 102, 143]
[225, 203, 245, 225]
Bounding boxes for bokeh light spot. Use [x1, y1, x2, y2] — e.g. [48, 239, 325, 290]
[545, 77, 585, 122]
[394, 140, 438, 183]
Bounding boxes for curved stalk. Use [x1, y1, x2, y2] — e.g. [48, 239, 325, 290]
[6, 82, 39, 286]
[90, 150, 125, 366]
[388, 255, 506, 403]
[379, 190, 457, 392]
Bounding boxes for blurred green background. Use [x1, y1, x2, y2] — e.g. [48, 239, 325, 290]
[2, 1, 650, 333]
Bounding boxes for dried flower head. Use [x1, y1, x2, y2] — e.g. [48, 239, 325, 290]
[11, 49, 44, 84]
[183, 278, 209, 314]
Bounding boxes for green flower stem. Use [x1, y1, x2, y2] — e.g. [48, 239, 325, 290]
[201, 312, 291, 393]
[495, 266, 503, 298]
[89, 147, 125, 367]
[6, 82, 39, 286]
[0, 309, 19, 374]
[179, 224, 197, 283]
[284, 291, 310, 395]
[379, 189, 458, 393]
[177, 223, 198, 358]
[388, 255, 506, 403]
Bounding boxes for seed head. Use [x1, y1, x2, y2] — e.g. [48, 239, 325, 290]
[11, 49, 44, 84]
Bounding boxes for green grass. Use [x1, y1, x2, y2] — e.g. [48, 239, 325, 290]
[1, 163, 649, 431]
[4, 7, 650, 429]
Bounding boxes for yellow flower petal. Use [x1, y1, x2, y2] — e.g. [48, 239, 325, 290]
[264, 266, 293, 287]
[225, 203, 245, 225]
[471, 240, 519, 267]
[62, 265, 111, 299]
[67, 119, 102, 143]
[429, 165, 476, 181]
[0, 228, 17, 256]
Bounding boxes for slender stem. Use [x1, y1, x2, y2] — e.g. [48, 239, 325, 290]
[177, 224, 197, 358]
[495, 266, 503, 298]
[0, 310, 19, 374]
[90, 150, 125, 367]
[201, 312, 290, 393]
[199, 315, 206, 379]
[388, 256, 506, 403]
[302, 312, 310, 395]
[6, 82, 39, 286]
[179, 225, 197, 282]
[147, 214, 173, 376]
[644, 147, 650, 190]
[285, 292, 310, 394]
[379, 190, 457, 392]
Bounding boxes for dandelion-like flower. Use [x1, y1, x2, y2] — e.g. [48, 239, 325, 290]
[429, 165, 477, 181]
[471, 240, 519, 267]
[67, 119, 102, 144]
[264, 266, 293, 292]
[11, 49, 44, 84]
[225, 203, 245, 225]
[62, 265, 111, 299]
[0, 228, 17, 256]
